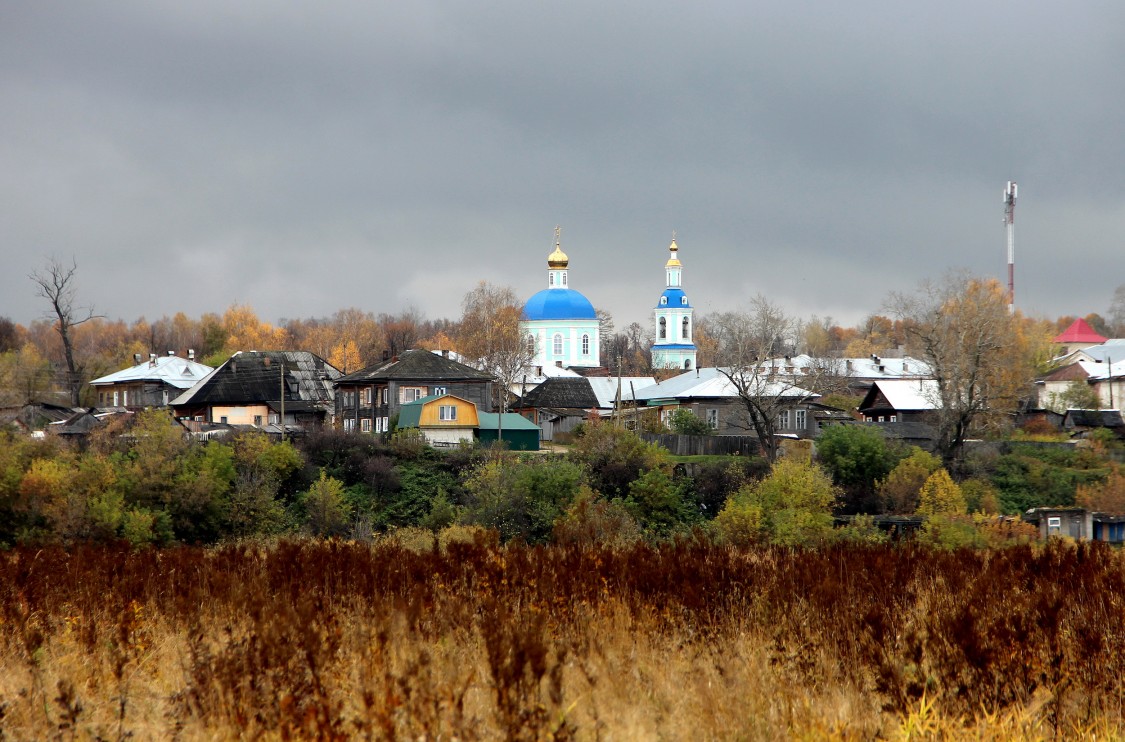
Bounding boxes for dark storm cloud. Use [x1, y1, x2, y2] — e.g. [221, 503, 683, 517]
[3, 1, 1124, 334]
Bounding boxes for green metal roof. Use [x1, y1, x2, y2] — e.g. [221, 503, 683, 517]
[476, 412, 541, 432]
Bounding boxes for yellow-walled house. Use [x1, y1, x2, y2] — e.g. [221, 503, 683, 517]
[396, 394, 480, 446]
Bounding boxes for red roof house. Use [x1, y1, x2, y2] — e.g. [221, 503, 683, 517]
[1053, 319, 1107, 354]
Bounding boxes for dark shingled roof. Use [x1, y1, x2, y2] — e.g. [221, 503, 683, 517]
[336, 349, 494, 384]
[520, 377, 599, 409]
[1064, 409, 1124, 429]
[172, 351, 340, 406]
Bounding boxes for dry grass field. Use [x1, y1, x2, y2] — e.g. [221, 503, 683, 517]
[2, 535, 1124, 740]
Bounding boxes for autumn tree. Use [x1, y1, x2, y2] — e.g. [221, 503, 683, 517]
[1075, 465, 1125, 514]
[30, 257, 102, 404]
[0, 317, 21, 354]
[707, 296, 819, 462]
[379, 308, 426, 358]
[455, 282, 533, 413]
[888, 274, 1038, 466]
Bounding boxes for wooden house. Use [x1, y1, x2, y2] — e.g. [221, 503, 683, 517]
[335, 349, 495, 434]
[396, 394, 480, 446]
[90, 352, 213, 409]
[170, 350, 340, 434]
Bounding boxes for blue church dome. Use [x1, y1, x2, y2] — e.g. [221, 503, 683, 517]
[657, 288, 691, 309]
[522, 288, 597, 321]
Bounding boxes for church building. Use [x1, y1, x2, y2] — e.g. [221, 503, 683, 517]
[651, 237, 697, 370]
[520, 229, 601, 369]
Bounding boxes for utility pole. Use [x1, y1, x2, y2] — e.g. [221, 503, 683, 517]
[1004, 181, 1018, 313]
[279, 354, 286, 443]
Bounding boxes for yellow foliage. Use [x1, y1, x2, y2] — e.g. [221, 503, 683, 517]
[917, 469, 967, 516]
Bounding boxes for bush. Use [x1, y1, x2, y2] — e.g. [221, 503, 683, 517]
[715, 459, 838, 547]
[626, 468, 698, 539]
[877, 448, 941, 514]
[916, 469, 966, 517]
[552, 485, 642, 548]
[568, 421, 670, 499]
[817, 424, 902, 514]
[668, 408, 713, 436]
[301, 471, 352, 537]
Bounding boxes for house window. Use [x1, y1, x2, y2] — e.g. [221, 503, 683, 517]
[254, 415, 263, 426]
[439, 405, 457, 421]
[381, 388, 388, 405]
[553, 334, 563, 356]
[401, 387, 426, 403]
[581, 334, 590, 355]
[706, 409, 719, 430]
[269, 413, 279, 424]
[682, 317, 690, 339]
[890, 415, 897, 423]
[113, 391, 119, 406]
[362, 388, 372, 405]
[777, 410, 790, 429]
[220, 416, 228, 424]
[343, 418, 356, 432]
[877, 416, 885, 423]
[433, 386, 448, 397]
[381, 416, 389, 432]
[659, 317, 667, 339]
[123, 390, 129, 406]
[795, 409, 806, 429]
[361, 418, 372, 432]
[1047, 516, 1062, 535]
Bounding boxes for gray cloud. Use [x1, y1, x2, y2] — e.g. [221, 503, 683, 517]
[3, 1, 1124, 335]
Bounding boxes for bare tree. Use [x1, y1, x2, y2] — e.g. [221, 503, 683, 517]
[888, 273, 1036, 466]
[708, 296, 818, 461]
[30, 258, 101, 405]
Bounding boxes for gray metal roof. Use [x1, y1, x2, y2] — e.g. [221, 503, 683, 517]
[90, 354, 214, 390]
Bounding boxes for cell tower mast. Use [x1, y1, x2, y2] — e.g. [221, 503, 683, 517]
[1004, 181, 1017, 313]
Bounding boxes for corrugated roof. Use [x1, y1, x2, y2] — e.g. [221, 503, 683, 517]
[585, 377, 657, 407]
[90, 354, 214, 389]
[631, 367, 817, 402]
[170, 350, 340, 407]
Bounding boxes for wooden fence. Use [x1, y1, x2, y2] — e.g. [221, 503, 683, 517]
[640, 433, 761, 457]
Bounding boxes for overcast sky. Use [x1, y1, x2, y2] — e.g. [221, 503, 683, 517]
[3, 2, 1124, 334]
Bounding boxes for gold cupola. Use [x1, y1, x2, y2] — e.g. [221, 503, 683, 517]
[665, 237, 682, 268]
[548, 228, 569, 269]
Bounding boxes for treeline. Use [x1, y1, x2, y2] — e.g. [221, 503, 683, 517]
[4, 272, 1122, 408]
[3, 411, 1123, 549]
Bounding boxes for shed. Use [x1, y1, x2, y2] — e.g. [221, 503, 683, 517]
[476, 412, 541, 451]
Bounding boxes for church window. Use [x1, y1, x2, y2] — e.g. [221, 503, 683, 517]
[682, 317, 690, 339]
[660, 296, 667, 305]
[553, 334, 563, 356]
[681, 297, 687, 305]
[526, 334, 536, 355]
[659, 317, 667, 339]
[562, 272, 567, 286]
[549, 273, 555, 286]
[685, 359, 692, 370]
[581, 334, 590, 355]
